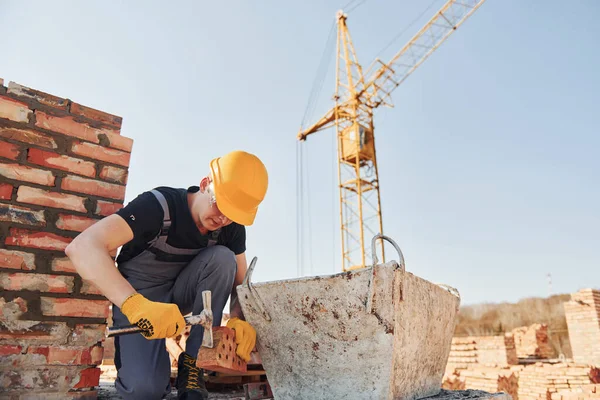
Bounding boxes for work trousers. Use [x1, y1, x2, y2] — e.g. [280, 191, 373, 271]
[112, 245, 237, 400]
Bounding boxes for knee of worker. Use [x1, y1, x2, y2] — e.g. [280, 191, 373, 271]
[116, 372, 169, 400]
[205, 245, 237, 280]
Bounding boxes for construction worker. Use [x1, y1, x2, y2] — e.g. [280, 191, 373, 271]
[65, 150, 269, 400]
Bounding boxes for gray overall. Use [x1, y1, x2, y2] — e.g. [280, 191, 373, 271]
[112, 190, 237, 400]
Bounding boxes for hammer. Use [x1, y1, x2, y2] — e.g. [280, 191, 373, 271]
[106, 290, 214, 349]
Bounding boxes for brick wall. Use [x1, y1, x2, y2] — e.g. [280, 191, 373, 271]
[564, 288, 600, 366]
[0, 80, 132, 399]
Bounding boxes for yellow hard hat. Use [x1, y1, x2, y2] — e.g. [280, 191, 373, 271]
[209, 150, 268, 226]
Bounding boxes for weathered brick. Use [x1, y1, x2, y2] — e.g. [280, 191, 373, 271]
[95, 200, 122, 216]
[26, 344, 103, 366]
[80, 280, 103, 296]
[51, 257, 76, 273]
[0, 203, 46, 226]
[5, 228, 72, 251]
[0, 161, 55, 185]
[62, 175, 126, 200]
[71, 102, 122, 129]
[0, 320, 71, 345]
[71, 141, 130, 167]
[68, 324, 106, 346]
[20, 389, 99, 399]
[35, 111, 102, 144]
[40, 297, 110, 318]
[0, 248, 36, 270]
[56, 214, 97, 232]
[0, 272, 74, 293]
[0, 297, 28, 321]
[27, 148, 96, 177]
[102, 130, 133, 152]
[0, 95, 32, 123]
[73, 367, 101, 389]
[0, 182, 13, 199]
[17, 186, 87, 212]
[0, 126, 58, 149]
[0, 365, 93, 392]
[99, 165, 128, 184]
[8, 82, 69, 110]
[0, 344, 22, 356]
[0, 140, 20, 160]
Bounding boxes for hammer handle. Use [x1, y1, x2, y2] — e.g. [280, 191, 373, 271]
[106, 314, 198, 338]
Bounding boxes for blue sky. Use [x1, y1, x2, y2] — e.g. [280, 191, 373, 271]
[1, 1, 598, 305]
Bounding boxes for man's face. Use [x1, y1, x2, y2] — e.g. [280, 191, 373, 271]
[194, 179, 233, 231]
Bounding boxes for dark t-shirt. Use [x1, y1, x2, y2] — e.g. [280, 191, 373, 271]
[115, 186, 246, 265]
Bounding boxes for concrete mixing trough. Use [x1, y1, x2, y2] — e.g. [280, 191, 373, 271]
[237, 235, 461, 400]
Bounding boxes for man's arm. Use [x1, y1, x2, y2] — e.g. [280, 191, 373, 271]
[229, 252, 248, 319]
[65, 214, 136, 308]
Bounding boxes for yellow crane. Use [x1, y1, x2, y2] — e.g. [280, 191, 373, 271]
[297, 0, 487, 272]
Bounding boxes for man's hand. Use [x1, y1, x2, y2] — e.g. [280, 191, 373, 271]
[121, 293, 185, 339]
[226, 317, 256, 362]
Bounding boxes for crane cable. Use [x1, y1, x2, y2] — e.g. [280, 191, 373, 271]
[297, 20, 337, 278]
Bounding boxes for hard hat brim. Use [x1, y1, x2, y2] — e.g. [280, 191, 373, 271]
[210, 157, 257, 226]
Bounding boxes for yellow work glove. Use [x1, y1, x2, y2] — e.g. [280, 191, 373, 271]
[120, 293, 185, 340]
[226, 317, 256, 362]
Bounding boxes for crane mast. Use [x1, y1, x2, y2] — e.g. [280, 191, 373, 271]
[298, 0, 487, 272]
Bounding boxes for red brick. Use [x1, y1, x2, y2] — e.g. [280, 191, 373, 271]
[27, 148, 96, 177]
[0, 248, 36, 270]
[5, 228, 72, 251]
[0, 140, 20, 160]
[40, 297, 110, 318]
[26, 344, 103, 366]
[196, 327, 247, 373]
[71, 141, 130, 167]
[56, 214, 97, 232]
[51, 257, 76, 273]
[0, 203, 46, 226]
[17, 186, 87, 213]
[102, 130, 133, 152]
[73, 367, 101, 389]
[95, 200, 122, 216]
[0, 183, 13, 199]
[62, 175, 126, 200]
[80, 280, 103, 295]
[0, 272, 74, 293]
[68, 324, 106, 346]
[35, 111, 103, 144]
[0, 95, 32, 123]
[99, 165, 128, 184]
[0, 344, 22, 356]
[0, 162, 55, 185]
[71, 102, 122, 129]
[7, 82, 69, 110]
[0, 126, 58, 149]
[0, 296, 28, 321]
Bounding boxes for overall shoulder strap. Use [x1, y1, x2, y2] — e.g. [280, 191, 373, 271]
[150, 189, 171, 235]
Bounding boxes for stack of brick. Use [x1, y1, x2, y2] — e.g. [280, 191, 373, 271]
[516, 362, 600, 400]
[454, 367, 519, 400]
[0, 80, 132, 399]
[512, 323, 555, 360]
[448, 335, 518, 369]
[564, 288, 600, 366]
[549, 384, 600, 399]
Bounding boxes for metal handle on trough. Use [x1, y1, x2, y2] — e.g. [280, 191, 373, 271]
[242, 256, 272, 321]
[366, 234, 406, 314]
